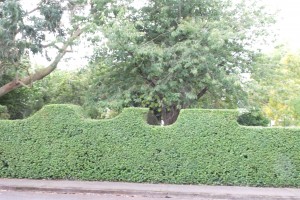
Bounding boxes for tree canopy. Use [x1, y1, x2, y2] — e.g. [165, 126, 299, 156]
[0, 0, 98, 97]
[250, 47, 300, 126]
[89, 0, 275, 124]
[0, 0, 280, 126]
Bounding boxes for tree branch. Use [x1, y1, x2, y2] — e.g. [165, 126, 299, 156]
[137, 68, 156, 87]
[41, 41, 57, 48]
[197, 86, 208, 99]
[25, 7, 40, 16]
[41, 42, 73, 52]
[0, 27, 84, 97]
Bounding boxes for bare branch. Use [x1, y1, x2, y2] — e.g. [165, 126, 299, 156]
[0, 26, 84, 97]
[17, 80, 30, 88]
[25, 7, 40, 16]
[41, 42, 57, 48]
[197, 86, 208, 99]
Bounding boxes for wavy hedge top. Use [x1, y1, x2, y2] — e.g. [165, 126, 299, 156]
[0, 104, 299, 187]
[0, 104, 240, 125]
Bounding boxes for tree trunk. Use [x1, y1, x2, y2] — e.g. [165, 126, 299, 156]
[159, 87, 208, 126]
[161, 105, 180, 125]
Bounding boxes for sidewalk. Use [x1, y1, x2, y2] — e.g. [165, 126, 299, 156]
[0, 179, 300, 200]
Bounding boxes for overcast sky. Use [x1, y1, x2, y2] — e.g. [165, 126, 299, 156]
[262, 0, 300, 51]
[25, 0, 300, 69]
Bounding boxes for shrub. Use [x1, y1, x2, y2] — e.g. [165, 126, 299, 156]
[0, 104, 299, 187]
[238, 109, 270, 126]
[0, 105, 10, 119]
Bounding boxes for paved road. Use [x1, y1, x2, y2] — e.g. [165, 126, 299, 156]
[1, 179, 300, 200]
[0, 190, 221, 200]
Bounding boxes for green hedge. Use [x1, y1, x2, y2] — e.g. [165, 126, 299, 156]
[0, 104, 300, 187]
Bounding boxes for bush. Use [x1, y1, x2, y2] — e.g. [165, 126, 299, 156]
[0, 105, 10, 119]
[238, 110, 270, 126]
[0, 104, 299, 187]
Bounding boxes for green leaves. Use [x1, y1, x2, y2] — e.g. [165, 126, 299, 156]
[238, 109, 270, 126]
[88, 0, 275, 118]
[249, 48, 300, 126]
[39, 2, 64, 33]
[208, 28, 225, 49]
[0, 105, 10, 119]
[0, 105, 300, 187]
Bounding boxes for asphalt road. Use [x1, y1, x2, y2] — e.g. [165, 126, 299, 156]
[0, 190, 222, 200]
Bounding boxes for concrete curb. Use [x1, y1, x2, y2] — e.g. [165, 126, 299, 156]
[0, 179, 300, 199]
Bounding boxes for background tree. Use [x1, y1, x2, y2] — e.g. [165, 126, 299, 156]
[89, 0, 275, 125]
[0, 0, 98, 97]
[0, 68, 92, 119]
[40, 70, 88, 105]
[0, 56, 46, 118]
[0, 104, 10, 119]
[250, 47, 300, 126]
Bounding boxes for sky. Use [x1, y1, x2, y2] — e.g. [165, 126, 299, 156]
[262, 0, 300, 51]
[25, 0, 300, 69]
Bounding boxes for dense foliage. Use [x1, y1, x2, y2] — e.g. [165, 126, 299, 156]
[0, 105, 9, 119]
[0, 0, 277, 124]
[249, 47, 300, 126]
[237, 109, 270, 127]
[0, 0, 94, 97]
[89, 0, 275, 124]
[0, 70, 45, 119]
[0, 69, 89, 119]
[0, 104, 299, 187]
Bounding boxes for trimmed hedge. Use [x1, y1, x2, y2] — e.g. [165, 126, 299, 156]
[0, 104, 300, 187]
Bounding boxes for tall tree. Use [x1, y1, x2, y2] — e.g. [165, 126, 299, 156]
[0, 0, 101, 97]
[250, 47, 300, 126]
[89, 0, 275, 125]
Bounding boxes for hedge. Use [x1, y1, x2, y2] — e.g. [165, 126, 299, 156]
[0, 104, 299, 187]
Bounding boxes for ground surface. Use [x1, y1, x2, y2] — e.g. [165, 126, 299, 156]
[0, 190, 221, 200]
[1, 179, 300, 200]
